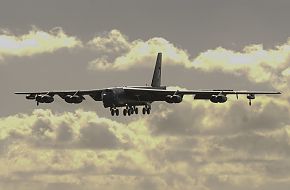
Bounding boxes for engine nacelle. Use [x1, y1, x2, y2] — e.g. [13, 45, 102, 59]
[172, 95, 183, 103]
[217, 95, 227, 103]
[247, 94, 255, 100]
[26, 94, 36, 100]
[165, 95, 174, 103]
[65, 95, 83, 104]
[165, 95, 183, 103]
[36, 95, 54, 103]
[210, 95, 219, 103]
[210, 95, 227, 103]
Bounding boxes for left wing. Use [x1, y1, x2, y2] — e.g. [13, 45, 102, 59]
[123, 87, 281, 96]
[123, 87, 281, 105]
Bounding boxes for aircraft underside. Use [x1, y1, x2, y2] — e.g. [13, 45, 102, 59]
[108, 103, 152, 116]
[102, 93, 153, 116]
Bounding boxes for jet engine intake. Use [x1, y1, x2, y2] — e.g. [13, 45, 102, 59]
[210, 95, 218, 103]
[247, 94, 255, 100]
[165, 95, 183, 103]
[65, 95, 84, 104]
[210, 95, 227, 103]
[217, 95, 227, 103]
[36, 94, 54, 103]
[26, 94, 36, 100]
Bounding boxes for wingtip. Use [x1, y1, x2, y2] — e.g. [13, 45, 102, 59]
[14, 92, 28, 95]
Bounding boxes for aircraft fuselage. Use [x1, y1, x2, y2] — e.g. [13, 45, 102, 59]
[101, 86, 164, 108]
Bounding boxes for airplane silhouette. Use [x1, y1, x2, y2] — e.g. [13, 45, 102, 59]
[15, 53, 281, 116]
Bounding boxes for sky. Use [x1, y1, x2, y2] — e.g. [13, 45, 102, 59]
[0, 0, 290, 189]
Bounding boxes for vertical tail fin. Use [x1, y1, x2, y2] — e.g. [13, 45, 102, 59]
[151, 53, 162, 87]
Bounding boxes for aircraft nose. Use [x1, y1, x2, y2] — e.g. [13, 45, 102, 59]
[102, 93, 115, 108]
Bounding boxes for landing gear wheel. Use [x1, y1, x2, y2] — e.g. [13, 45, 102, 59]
[146, 108, 151, 114]
[111, 109, 115, 116]
[142, 107, 146, 114]
[130, 108, 134, 115]
[115, 109, 119, 116]
[134, 107, 138, 114]
[123, 109, 127, 116]
[128, 110, 131, 116]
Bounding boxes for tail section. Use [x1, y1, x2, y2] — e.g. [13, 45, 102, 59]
[151, 53, 162, 87]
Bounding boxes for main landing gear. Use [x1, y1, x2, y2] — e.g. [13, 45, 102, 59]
[142, 107, 151, 115]
[123, 106, 138, 116]
[110, 107, 119, 116]
[110, 105, 151, 116]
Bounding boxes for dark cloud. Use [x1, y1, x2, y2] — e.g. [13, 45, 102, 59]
[56, 122, 74, 142]
[218, 132, 290, 157]
[79, 122, 121, 149]
[210, 101, 290, 135]
[110, 166, 146, 177]
[31, 119, 54, 144]
[204, 175, 246, 190]
[0, 177, 45, 190]
[0, 111, 128, 150]
[264, 160, 290, 179]
[149, 103, 205, 136]
[258, 180, 290, 190]
[138, 178, 160, 190]
[149, 99, 290, 137]
[45, 183, 81, 190]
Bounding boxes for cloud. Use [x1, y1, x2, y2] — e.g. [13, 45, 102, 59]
[144, 95, 290, 189]
[193, 43, 290, 85]
[0, 27, 82, 60]
[88, 30, 290, 88]
[2, 109, 132, 150]
[78, 122, 121, 149]
[88, 30, 190, 70]
[282, 67, 290, 77]
[0, 96, 290, 190]
[0, 29, 289, 189]
[148, 96, 290, 137]
[88, 29, 131, 54]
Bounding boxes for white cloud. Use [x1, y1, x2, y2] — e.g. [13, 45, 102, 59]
[0, 27, 82, 60]
[88, 29, 130, 54]
[282, 67, 290, 77]
[88, 30, 290, 87]
[193, 42, 290, 84]
[0, 93, 289, 190]
[88, 30, 191, 70]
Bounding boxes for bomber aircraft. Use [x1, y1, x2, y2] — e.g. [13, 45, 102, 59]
[15, 53, 281, 116]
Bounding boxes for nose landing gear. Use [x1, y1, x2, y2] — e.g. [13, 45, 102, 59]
[142, 105, 151, 115]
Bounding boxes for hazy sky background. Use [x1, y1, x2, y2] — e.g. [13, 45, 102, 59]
[0, 0, 289, 190]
